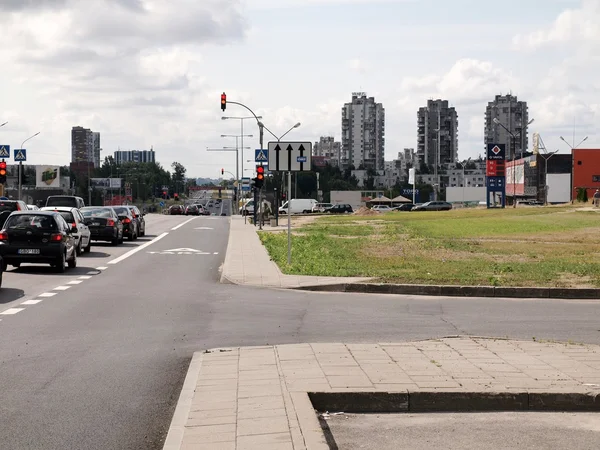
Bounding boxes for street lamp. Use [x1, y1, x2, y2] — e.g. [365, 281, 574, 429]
[19, 131, 41, 201]
[221, 134, 253, 197]
[540, 150, 558, 206]
[222, 116, 262, 186]
[259, 122, 302, 197]
[458, 158, 471, 203]
[0, 122, 7, 128]
[493, 118, 534, 208]
[560, 135, 588, 150]
[560, 135, 588, 204]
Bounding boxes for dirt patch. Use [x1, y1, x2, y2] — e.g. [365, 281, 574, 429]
[556, 272, 596, 288]
[291, 215, 321, 228]
[353, 206, 378, 216]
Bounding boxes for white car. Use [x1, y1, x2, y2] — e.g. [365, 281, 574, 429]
[371, 205, 393, 212]
[27, 204, 40, 210]
[41, 206, 91, 255]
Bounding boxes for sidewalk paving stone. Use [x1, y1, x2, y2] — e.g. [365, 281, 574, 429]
[167, 337, 600, 449]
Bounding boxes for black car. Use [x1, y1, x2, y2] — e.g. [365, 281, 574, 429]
[329, 204, 353, 214]
[80, 207, 124, 245]
[0, 211, 77, 272]
[125, 205, 145, 237]
[112, 206, 138, 240]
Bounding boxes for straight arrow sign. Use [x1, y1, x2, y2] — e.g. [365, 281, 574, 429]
[298, 144, 305, 171]
[274, 144, 281, 171]
[286, 144, 293, 171]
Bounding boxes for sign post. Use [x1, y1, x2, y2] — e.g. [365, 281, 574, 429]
[486, 144, 506, 208]
[267, 141, 312, 265]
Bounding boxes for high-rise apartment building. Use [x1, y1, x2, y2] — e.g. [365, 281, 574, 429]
[341, 92, 385, 171]
[114, 148, 156, 165]
[484, 94, 529, 160]
[313, 136, 341, 165]
[93, 132, 101, 168]
[417, 99, 458, 168]
[71, 126, 94, 165]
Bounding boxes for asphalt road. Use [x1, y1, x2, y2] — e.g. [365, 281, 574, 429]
[0, 213, 599, 449]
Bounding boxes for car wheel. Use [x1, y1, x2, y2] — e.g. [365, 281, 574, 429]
[112, 236, 119, 245]
[140, 226, 145, 237]
[55, 252, 66, 273]
[85, 239, 92, 253]
[68, 250, 77, 269]
[76, 239, 83, 256]
[0, 268, 3, 288]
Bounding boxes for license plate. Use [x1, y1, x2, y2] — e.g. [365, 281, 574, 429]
[18, 249, 40, 255]
[91, 222, 100, 226]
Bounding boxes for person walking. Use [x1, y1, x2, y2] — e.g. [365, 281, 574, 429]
[594, 189, 600, 207]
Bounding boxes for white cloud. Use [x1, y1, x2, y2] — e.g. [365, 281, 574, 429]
[348, 59, 367, 73]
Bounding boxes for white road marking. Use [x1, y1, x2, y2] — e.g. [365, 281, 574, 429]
[78, 276, 92, 280]
[54, 286, 71, 291]
[213, 252, 219, 255]
[67, 280, 83, 285]
[194, 227, 213, 230]
[107, 232, 168, 265]
[39, 292, 57, 298]
[171, 218, 196, 230]
[1, 308, 24, 315]
[87, 271, 99, 275]
[21, 300, 43, 305]
[96, 266, 108, 270]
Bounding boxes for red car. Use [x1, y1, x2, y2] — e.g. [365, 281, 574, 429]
[169, 205, 184, 215]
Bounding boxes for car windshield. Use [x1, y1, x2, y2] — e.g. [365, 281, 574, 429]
[81, 208, 113, 218]
[5, 214, 57, 231]
[46, 197, 77, 207]
[57, 212, 75, 223]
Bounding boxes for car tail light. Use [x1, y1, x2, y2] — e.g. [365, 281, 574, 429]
[71, 222, 77, 229]
[50, 233, 63, 242]
[122, 218, 131, 224]
[106, 219, 115, 226]
[0, 231, 7, 241]
[16, 203, 21, 211]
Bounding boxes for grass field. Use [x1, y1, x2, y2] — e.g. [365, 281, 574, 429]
[259, 206, 600, 287]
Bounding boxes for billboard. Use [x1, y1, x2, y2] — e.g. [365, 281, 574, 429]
[36, 165, 61, 188]
[486, 143, 506, 208]
[90, 178, 122, 189]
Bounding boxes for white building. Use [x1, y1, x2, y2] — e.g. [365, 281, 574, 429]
[341, 92, 385, 171]
[417, 99, 459, 168]
[313, 136, 341, 166]
[484, 94, 529, 160]
[114, 148, 156, 165]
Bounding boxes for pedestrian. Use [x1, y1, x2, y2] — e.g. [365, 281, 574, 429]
[594, 189, 600, 207]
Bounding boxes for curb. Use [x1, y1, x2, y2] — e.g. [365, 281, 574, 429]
[295, 283, 600, 299]
[308, 391, 600, 413]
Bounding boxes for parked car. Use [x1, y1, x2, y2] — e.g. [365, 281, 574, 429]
[0, 211, 77, 272]
[371, 205, 393, 212]
[329, 204, 353, 214]
[45, 195, 86, 209]
[279, 199, 318, 214]
[393, 203, 415, 211]
[412, 201, 452, 211]
[312, 203, 333, 213]
[80, 207, 124, 245]
[41, 206, 91, 255]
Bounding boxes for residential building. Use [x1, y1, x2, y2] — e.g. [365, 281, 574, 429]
[313, 136, 341, 166]
[71, 126, 94, 165]
[341, 92, 385, 171]
[417, 99, 459, 168]
[484, 94, 529, 160]
[93, 132, 101, 168]
[114, 148, 156, 165]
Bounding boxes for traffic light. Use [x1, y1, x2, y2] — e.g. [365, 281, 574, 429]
[221, 92, 226, 111]
[162, 190, 167, 199]
[174, 193, 179, 201]
[0, 160, 6, 184]
[221, 168, 224, 175]
[255, 165, 265, 189]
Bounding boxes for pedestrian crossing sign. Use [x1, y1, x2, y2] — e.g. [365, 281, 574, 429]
[0, 146, 9, 158]
[255, 149, 268, 162]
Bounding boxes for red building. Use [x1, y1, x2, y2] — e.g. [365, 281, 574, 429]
[572, 149, 600, 200]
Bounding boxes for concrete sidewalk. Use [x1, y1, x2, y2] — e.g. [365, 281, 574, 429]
[164, 337, 600, 450]
[220, 216, 371, 289]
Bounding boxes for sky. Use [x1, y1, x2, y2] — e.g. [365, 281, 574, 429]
[0, 0, 599, 178]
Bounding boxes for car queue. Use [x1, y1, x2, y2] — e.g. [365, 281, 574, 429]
[0, 195, 146, 287]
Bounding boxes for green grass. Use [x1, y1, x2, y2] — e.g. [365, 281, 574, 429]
[259, 206, 600, 287]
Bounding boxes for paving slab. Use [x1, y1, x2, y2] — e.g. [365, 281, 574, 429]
[165, 337, 600, 449]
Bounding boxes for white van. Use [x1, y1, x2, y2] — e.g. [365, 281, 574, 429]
[279, 199, 318, 215]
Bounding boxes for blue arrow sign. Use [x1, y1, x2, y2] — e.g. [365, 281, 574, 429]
[297, 156, 307, 163]
[14, 149, 26, 161]
[0, 145, 10, 158]
[255, 149, 268, 162]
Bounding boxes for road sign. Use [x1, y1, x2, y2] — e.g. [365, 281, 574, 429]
[147, 247, 212, 255]
[255, 149, 268, 162]
[268, 141, 312, 172]
[486, 143, 506, 208]
[159, 201, 165, 207]
[487, 176, 505, 188]
[0, 146, 9, 158]
[14, 149, 26, 161]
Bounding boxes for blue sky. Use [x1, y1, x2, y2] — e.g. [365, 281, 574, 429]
[0, 0, 597, 177]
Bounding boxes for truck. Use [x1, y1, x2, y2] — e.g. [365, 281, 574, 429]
[278, 199, 317, 214]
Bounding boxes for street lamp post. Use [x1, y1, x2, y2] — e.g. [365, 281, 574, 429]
[222, 133, 253, 203]
[493, 118, 534, 208]
[0, 122, 7, 128]
[458, 158, 470, 203]
[19, 132, 41, 201]
[208, 145, 251, 212]
[540, 150, 558, 205]
[222, 116, 262, 194]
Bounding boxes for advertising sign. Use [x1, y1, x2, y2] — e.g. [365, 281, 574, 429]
[90, 178, 122, 189]
[486, 144, 506, 208]
[36, 165, 61, 188]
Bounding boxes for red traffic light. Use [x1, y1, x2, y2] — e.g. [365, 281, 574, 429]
[221, 168, 224, 175]
[256, 165, 265, 180]
[221, 92, 226, 111]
